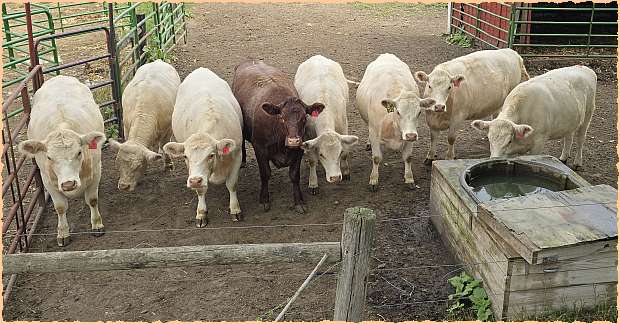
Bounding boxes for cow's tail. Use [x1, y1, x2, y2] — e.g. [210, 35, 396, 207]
[519, 56, 530, 81]
[346, 78, 361, 86]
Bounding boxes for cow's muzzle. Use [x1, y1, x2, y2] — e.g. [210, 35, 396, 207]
[60, 180, 78, 192]
[404, 132, 418, 142]
[434, 104, 446, 112]
[286, 137, 302, 148]
[187, 176, 205, 189]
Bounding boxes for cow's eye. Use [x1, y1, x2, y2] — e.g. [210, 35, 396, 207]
[208, 153, 215, 159]
[76, 151, 82, 158]
[449, 86, 452, 90]
[319, 153, 325, 158]
[183, 154, 188, 159]
[47, 156, 52, 161]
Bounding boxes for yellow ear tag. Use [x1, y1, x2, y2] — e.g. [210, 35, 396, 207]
[385, 105, 395, 113]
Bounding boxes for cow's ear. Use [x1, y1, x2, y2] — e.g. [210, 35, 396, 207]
[471, 120, 491, 132]
[163, 142, 185, 157]
[18, 140, 46, 157]
[301, 138, 318, 152]
[143, 148, 162, 162]
[414, 71, 429, 83]
[306, 102, 325, 116]
[340, 135, 359, 151]
[216, 139, 236, 155]
[514, 124, 533, 140]
[419, 98, 436, 109]
[81, 131, 106, 150]
[261, 102, 281, 115]
[381, 99, 397, 113]
[451, 74, 465, 87]
[108, 139, 123, 153]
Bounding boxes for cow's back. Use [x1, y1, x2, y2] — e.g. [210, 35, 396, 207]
[295, 55, 348, 133]
[502, 65, 596, 136]
[173, 68, 242, 144]
[122, 60, 180, 133]
[439, 48, 523, 118]
[28, 75, 104, 140]
[357, 54, 418, 127]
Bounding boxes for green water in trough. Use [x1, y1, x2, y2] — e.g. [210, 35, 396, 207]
[469, 175, 564, 202]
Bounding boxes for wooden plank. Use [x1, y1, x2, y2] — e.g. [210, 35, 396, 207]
[479, 184, 617, 264]
[506, 282, 617, 319]
[510, 249, 617, 276]
[333, 207, 375, 322]
[3, 242, 342, 275]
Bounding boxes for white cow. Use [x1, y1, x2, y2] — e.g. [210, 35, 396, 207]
[295, 55, 359, 194]
[18, 76, 106, 247]
[414, 48, 529, 164]
[163, 67, 243, 226]
[356, 53, 436, 191]
[472, 65, 597, 168]
[109, 59, 181, 191]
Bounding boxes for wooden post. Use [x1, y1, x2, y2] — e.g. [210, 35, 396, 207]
[333, 207, 376, 322]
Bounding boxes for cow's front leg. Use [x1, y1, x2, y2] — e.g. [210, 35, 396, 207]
[402, 142, 416, 190]
[424, 128, 440, 165]
[226, 154, 242, 221]
[446, 124, 458, 160]
[341, 151, 351, 181]
[256, 152, 271, 212]
[290, 151, 305, 214]
[560, 134, 574, 163]
[84, 184, 105, 236]
[307, 151, 319, 195]
[50, 190, 70, 247]
[194, 188, 208, 227]
[369, 133, 383, 192]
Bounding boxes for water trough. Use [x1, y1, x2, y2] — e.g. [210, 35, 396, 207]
[430, 155, 617, 319]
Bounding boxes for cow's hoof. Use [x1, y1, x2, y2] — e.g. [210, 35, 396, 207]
[57, 236, 71, 247]
[342, 174, 351, 181]
[294, 205, 306, 214]
[365, 143, 371, 151]
[406, 183, 419, 191]
[262, 203, 271, 212]
[309, 187, 319, 195]
[195, 218, 208, 228]
[91, 228, 105, 237]
[231, 213, 243, 222]
[423, 158, 434, 166]
[369, 184, 378, 192]
[573, 164, 583, 171]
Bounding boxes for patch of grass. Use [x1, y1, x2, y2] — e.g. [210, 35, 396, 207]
[351, 2, 447, 16]
[511, 299, 617, 322]
[446, 30, 472, 48]
[445, 272, 493, 321]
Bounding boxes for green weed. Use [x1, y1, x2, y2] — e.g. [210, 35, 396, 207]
[445, 272, 493, 321]
[446, 30, 472, 48]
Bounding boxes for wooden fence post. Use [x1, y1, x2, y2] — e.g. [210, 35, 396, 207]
[334, 207, 376, 322]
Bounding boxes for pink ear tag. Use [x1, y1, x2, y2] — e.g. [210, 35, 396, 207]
[311, 110, 319, 118]
[515, 131, 524, 140]
[222, 146, 230, 154]
[88, 138, 97, 149]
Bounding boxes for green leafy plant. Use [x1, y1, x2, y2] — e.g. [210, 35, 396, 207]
[446, 31, 473, 48]
[446, 272, 493, 321]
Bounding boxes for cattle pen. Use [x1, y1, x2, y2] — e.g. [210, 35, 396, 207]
[2, 2, 619, 322]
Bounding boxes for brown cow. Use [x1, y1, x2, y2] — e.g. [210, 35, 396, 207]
[232, 59, 324, 214]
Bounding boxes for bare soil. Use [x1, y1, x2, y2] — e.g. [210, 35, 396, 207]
[3, 3, 617, 322]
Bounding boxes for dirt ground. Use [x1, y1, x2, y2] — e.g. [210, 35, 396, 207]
[3, 3, 618, 322]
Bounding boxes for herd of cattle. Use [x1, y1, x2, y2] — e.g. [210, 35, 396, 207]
[17, 48, 597, 246]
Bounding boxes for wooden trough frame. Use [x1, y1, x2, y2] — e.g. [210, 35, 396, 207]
[3, 207, 376, 322]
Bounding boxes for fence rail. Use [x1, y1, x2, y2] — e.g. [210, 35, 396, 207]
[449, 2, 618, 59]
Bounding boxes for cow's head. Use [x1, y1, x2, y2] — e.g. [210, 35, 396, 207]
[109, 139, 162, 191]
[19, 130, 105, 193]
[414, 69, 465, 113]
[381, 90, 435, 142]
[261, 97, 324, 148]
[302, 131, 358, 183]
[163, 133, 236, 190]
[471, 119, 534, 158]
